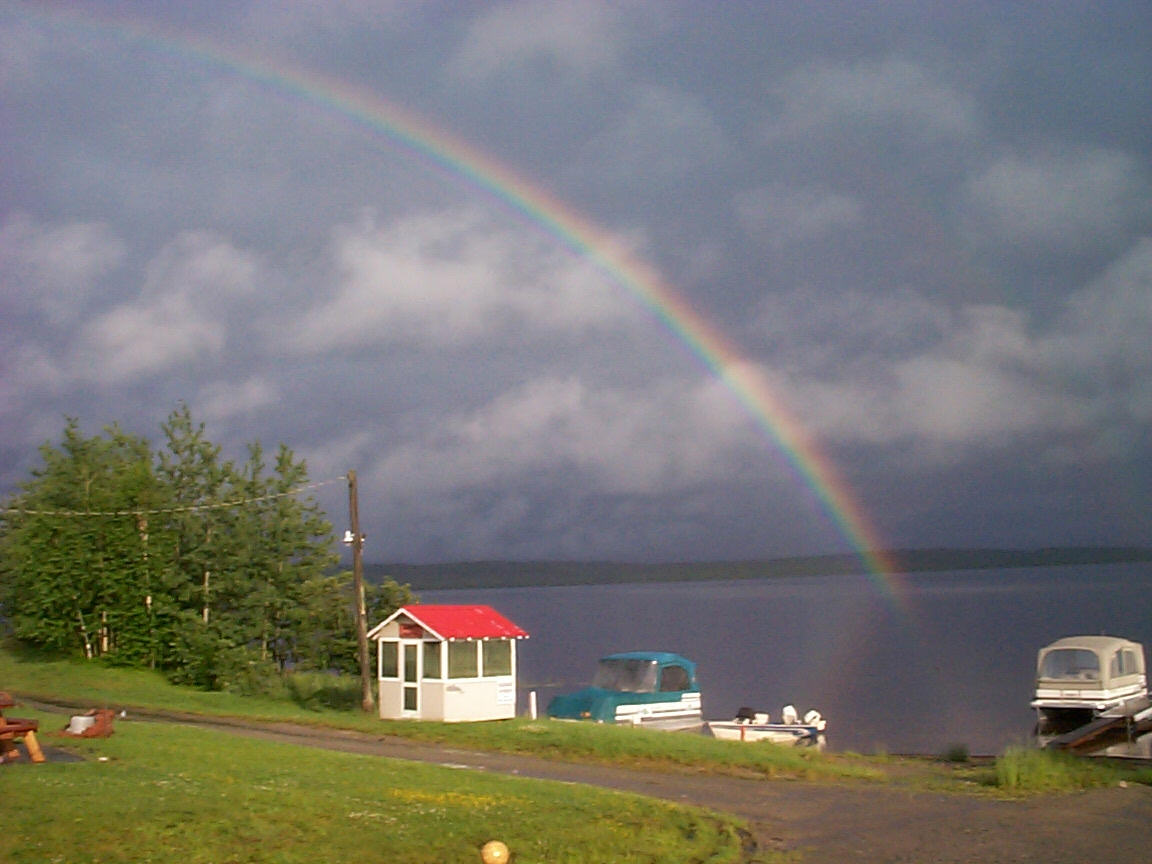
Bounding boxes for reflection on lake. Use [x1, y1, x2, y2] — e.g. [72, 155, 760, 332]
[425, 561, 1152, 754]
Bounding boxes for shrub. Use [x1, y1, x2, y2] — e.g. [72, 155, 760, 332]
[995, 745, 1119, 792]
[284, 670, 362, 711]
[940, 743, 969, 763]
[164, 625, 269, 692]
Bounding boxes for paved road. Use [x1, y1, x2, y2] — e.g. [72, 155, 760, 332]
[31, 701, 1152, 863]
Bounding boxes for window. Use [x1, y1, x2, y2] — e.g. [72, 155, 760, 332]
[423, 642, 442, 679]
[483, 640, 512, 676]
[1112, 649, 1140, 678]
[1040, 648, 1099, 681]
[593, 658, 659, 693]
[380, 641, 399, 678]
[404, 644, 418, 682]
[1125, 650, 1141, 675]
[660, 664, 691, 692]
[448, 641, 478, 678]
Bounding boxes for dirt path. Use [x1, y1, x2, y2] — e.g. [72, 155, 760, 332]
[31, 702, 1152, 863]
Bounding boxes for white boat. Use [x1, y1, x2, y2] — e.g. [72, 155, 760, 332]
[1032, 635, 1148, 737]
[1031, 635, 1151, 753]
[707, 705, 826, 748]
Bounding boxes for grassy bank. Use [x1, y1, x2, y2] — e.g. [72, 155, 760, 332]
[2, 706, 750, 864]
[994, 745, 1142, 792]
[0, 646, 878, 783]
[4, 645, 1148, 795]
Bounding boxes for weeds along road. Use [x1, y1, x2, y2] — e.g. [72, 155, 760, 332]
[28, 700, 1152, 863]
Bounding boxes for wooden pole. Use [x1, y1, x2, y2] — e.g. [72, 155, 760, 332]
[347, 470, 374, 713]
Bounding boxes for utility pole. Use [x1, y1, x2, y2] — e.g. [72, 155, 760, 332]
[347, 470, 374, 713]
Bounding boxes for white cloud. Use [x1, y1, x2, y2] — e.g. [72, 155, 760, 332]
[75, 294, 224, 384]
[0, 213, 126, 324]
[961, 148, 1146, 252]
[71, 232, 262, 384]
[1063, 238, 1152, 355]
[140, 231, 262, 306]
[299, 430, 377, 486]
[764, 57, 979, 142]
[735, 183, 862, 247]
[752, 294, 1078, 454]
[449, 0, 624, 83]
[1052, 238, 1152, 421]
[371, 374, 756, 499]
[756, 240, 1152, 461]
[199, 377, 280, 423]
[890, 351, 1047, 444]
[792, 325, 1064, 456]
[285, 211, 630, 354]
[0, 344, 71, 413]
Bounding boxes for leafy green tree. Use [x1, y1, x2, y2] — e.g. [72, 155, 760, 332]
[155, 403, 236, 630]
[292, 570, 358, 673]
[291, 570, 412, 674]
[154, 410, 343, 686]
[230, 442, 340, 670]
[2, 406, 402, 689]
[0, 420, 171, 662]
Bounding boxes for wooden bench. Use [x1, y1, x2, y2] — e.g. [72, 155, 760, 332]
[0, 691, 46, 764]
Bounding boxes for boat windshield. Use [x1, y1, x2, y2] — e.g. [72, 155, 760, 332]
[593, 658, 659, 693]
[1040, 648, 1100, 681]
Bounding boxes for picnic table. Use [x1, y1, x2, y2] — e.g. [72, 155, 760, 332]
[0, 691, 45, 763]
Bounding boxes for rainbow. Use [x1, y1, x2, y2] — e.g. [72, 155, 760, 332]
[13, 4, 907, 606]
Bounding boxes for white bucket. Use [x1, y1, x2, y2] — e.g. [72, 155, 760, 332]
[66, 715, 96, 735]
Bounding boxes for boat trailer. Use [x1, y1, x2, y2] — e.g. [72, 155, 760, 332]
[1043, 697, 1152, 755]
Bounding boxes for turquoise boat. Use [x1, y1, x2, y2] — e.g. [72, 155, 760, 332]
[546, 651, 703, 730]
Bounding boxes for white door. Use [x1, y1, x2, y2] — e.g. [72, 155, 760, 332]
[401, 640, 420, 716]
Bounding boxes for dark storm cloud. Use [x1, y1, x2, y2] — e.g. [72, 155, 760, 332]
[2, 1, 1150, 560]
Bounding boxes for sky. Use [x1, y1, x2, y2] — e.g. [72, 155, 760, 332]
[1, 1, 1150, 565]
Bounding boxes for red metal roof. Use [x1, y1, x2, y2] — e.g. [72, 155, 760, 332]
[395, 605, 529, 640]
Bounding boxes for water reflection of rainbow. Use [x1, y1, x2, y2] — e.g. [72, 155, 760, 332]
[18, 7, 908, 609]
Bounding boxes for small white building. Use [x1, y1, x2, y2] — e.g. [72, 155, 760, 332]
[367, 604, 529, 722]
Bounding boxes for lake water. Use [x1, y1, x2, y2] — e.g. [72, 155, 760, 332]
[425, 561, 1152, 755]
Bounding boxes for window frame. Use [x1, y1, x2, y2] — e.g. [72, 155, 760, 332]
[482, 639, 513, 677]
[448, 640, 479, 679]
[379, 641, 399, 678]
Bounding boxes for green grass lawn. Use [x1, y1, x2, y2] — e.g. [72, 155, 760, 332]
[4, 645, 1148, 801]
[1, 707, 749, 864]
[0, 646, 879, 783]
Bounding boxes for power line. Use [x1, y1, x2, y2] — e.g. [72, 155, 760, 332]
[0, 475, 347, 519]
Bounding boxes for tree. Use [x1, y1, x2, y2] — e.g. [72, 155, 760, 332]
[291, 571, 412, 674]
[1, 407, 408, 689]
[0, 420, 171, 662]
[230, 442, 339, 670]
[155, 403, 236, 630]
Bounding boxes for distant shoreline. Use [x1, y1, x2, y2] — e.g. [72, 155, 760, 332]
[363, 546, 1152, 591]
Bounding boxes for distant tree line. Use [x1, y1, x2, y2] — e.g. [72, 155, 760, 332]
[372, 547, 1152, 591]
[0, 405, 410, 690]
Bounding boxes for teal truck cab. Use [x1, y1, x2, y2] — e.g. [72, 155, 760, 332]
[546, 651, 703, 730]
